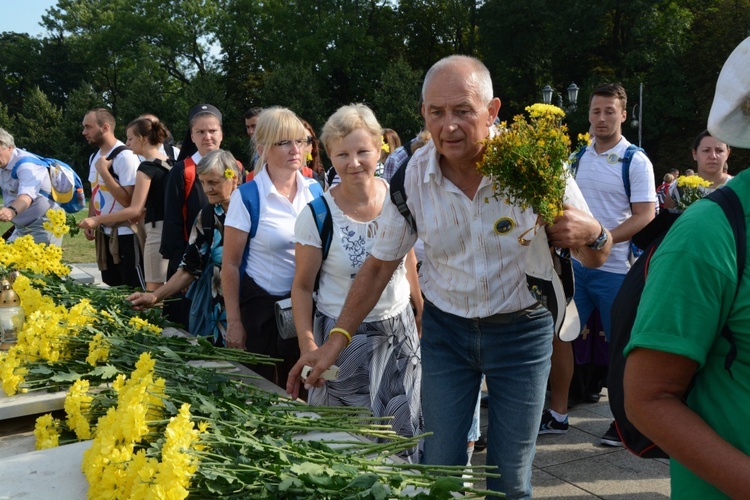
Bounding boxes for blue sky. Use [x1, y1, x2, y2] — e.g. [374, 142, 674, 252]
[0, 0, 58, 36]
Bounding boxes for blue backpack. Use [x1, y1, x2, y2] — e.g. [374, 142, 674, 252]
[238, 179, 326, 272]
[570, 144, 647, 256]
[14, 154, 86, 213]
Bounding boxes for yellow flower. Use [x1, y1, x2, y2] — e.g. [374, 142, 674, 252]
[42, 209, 69, 238]
[479, 105, 571, 225]
[128, 316, 162, 335]
[306, 152, 313, 162]
[223, 168, 235, 179]
[65, 379, 93, 439]
[526, 103, 565, 119]
[86, 333, 110, 366]
[674, 175, 714, 210]
[676, 175, 713, 190]
[381, 136, 390, 153]
[34, 413, 61, 449]
[0, 349, 27, 395]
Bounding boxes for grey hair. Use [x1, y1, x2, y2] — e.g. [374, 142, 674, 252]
[0, 128, 15, 148]
[196, 149, 241, 178]
[421, 55, 494, 105]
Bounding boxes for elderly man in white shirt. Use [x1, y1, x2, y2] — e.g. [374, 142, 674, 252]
[0, 128, 62, 245]
[288, 55, 611, 498]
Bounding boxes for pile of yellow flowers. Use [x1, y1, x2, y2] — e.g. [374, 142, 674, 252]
[478, 103, 572, 225]
[0, 234, 70, 277]
[79, 353, 204, 499]
[674, 175, 714, 211]
[1, 236, 500, 499]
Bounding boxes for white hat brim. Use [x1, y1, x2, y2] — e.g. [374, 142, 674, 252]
[708, 36, 750, 148]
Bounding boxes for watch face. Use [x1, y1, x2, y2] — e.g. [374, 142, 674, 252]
[589, 228, 607, 250]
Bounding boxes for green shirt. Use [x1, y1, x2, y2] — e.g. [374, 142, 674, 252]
[625, 169, 750, 499]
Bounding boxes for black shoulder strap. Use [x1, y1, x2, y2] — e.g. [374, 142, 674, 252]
[389, 162, 417, 233]
[403, 138, 415, 161]
[106, 145, 129, 161]
[705, 187, 746, 377]
[163, 137, 176, 162]
[105, 145, 130, 182]
[326, 167, 337, 187]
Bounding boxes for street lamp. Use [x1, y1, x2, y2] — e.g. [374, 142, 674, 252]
[630, 82, 644, 147]
[541, 83, 580, 112]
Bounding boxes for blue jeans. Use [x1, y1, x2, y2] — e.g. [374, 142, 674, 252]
[421, 301, 553, 498]
[573, 260, 626, 341]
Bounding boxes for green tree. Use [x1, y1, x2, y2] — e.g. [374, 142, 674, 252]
[371, 59, 423, 139]
[0, 103, 17, 132]
[13, 87, 65, 158]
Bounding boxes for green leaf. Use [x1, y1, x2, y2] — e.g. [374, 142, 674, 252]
[290, 462, 327, 476]
[89, 364, 119, 379]
[344, 473, 378, 490]
[50, 371, 82, 382]
[428, 477, 464, 498]
[29, 365, 53, 375]
[278, 475, 303, 492]
[370, 482, 390, 500]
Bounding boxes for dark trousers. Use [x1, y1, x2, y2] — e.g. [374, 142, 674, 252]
[100, 234, 144, 289]
[240, 274, 299, 387]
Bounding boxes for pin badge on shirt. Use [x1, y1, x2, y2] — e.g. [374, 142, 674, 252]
[606, 153, 619, 164]
[494, 217, 515, 235]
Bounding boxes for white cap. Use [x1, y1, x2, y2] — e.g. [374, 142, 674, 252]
[708, 36, 750, 148]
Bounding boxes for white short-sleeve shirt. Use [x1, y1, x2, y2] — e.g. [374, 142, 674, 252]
[573, 137, 656, 274]
[371, 138, 591, 319]
[225, 168, 321, 296]
[295, 182, 410, 322]
[88, 141, 140, 235]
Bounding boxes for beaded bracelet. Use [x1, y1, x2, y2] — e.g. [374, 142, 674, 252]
[329, 327, 352, 346]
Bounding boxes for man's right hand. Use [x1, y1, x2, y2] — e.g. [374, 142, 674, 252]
[94, 156, 113, 174]
[84, 228, 95, 240]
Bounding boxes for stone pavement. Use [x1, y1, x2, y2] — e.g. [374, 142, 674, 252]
[472, 389, 671, 498]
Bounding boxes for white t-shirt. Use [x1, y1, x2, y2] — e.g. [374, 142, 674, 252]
[224, 168, 320, 296]
[295, 183, 410, 322]
[573, 137, 656, 274]
[88, 141, 139, 235]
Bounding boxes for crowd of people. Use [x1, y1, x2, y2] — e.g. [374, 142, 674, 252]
[0, 41, 748, 497]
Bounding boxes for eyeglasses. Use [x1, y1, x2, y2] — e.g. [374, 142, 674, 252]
[273, 137, 314, 149]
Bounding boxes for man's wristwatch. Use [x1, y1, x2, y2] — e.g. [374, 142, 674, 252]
[587, 224, 608, 250]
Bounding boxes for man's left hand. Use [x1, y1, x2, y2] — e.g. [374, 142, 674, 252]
[546, 204, 601, 249]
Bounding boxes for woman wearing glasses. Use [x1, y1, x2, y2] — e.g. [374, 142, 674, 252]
[222, 107, 322, 386]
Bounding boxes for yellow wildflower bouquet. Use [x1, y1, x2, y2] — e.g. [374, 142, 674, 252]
[478, 103, 571, 225]
[674, 175, 713, 211]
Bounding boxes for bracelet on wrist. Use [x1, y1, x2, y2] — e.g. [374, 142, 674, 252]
[329, 327, 352, 346]
[6, 205, 17, 216]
